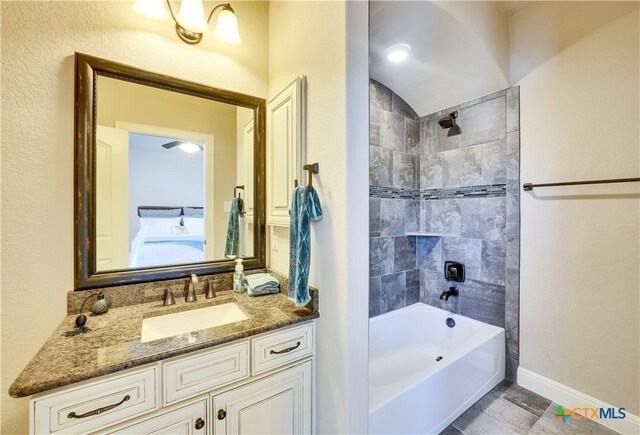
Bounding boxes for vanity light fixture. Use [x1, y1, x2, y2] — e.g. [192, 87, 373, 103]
[133, 0, 241, 45]
[386, 43, 411, 63]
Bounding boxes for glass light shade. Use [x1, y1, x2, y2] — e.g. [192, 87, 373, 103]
[133, 0, 168, 20]
[177, 0, 208, 32]
[179, 142, 201, 153]
[214, 7, 241, 44]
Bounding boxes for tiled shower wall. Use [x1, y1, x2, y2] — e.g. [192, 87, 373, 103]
[369, 79, 521, 380]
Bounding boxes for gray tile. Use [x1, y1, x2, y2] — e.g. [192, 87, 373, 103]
[459, 279, 506, 327]
[370, 79, 391, 111]
[405, 118, 420, 155]
[460, 197, 506, 241]
[417, 236, 442, 271]
[420, 154, 443, 190]
[506, 357, 518, 382]
[499, 382, 550, 418]
[406, 269, 420, 305]
[482, 139, 507, 185]
[369, 198, 380, 237]
[506, 86, 520, 133]
[369, 146, 393, 187]
[442, 237, 482, 281]
[439, 425, 464, 435]
[482, 239, 506, 285]
[392, 92, 418, 120]
[405, 200, 420, 232]
[505, 267, 519, 314]
[370, 106, 380, 146]
[421, 200, 443, 233]
[506, 222, 519, 270]
[459, 96, 507, 147]
[369, 277, 381, 318]
[393, 152, 418, 189]
[380, 110, 405, 151]
[381, 272, 406, 313]
[370, 237, 393, 277]
[529, 403, 619, 435]
[380, 198, 405, 237]
[506, 182, 520, 224]
[441, 200, 462, 237]
[506, 131, 520, 182]
[505, 316, 519, 359]
[394, 236, 416, 272]
[442, 146, 483, 188]
[420, 269, 454, 311]
[453, 385, 538, 435]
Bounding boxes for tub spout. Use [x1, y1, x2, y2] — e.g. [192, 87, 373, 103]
[440, 287, 459, 301]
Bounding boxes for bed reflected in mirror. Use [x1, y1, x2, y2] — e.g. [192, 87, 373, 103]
[94, 75, 256, 272]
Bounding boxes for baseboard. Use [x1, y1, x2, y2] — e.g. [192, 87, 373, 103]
[518, 367, 640, 435]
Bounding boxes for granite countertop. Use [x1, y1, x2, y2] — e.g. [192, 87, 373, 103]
[9, 289, 318, 398]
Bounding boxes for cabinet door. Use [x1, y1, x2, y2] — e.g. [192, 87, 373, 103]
[102, 398, 208, 435]
[212, 360, 312, 435]
[267, 77, 306, 226]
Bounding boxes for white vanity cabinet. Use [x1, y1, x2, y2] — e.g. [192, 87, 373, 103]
[30, 322, 315, 435]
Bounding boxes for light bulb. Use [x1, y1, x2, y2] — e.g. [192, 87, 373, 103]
[133, 0, 168, 20]
[177, 0, 208, 32]
[386, 44, 411, 63]
[214, 6, 241, 44]
[179, 142, 201, 153]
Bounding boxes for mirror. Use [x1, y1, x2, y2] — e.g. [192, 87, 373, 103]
[75, 53, 266, 290]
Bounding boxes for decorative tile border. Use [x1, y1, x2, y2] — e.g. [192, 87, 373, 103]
[369, 184, 506, 200]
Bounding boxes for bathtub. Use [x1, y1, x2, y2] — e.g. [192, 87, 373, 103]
[369, 303, 505, 434]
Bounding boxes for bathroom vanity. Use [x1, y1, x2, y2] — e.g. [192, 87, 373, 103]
[10, 287, 318, 434]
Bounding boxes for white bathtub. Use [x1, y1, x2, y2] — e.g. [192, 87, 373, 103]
[369, 303, 505, 434]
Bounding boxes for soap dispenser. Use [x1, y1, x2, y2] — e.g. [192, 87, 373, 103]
[233, 258, 245, 293]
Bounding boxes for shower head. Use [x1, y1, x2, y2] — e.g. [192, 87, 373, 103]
[438, 111, 461, 137]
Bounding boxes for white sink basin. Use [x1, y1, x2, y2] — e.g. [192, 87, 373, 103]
[141, 302, 249, 343]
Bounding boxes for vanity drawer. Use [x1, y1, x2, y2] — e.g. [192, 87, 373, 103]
[163, 340, 249, 405]
[251, 323, 314, 375]
[32, 366, 158, 435]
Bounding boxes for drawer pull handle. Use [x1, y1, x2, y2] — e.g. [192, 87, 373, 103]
[67, 394, 130, 419]
[218, 409, 227, 420]
[195, 418, 205, 429]
[270, 341, 301, 355]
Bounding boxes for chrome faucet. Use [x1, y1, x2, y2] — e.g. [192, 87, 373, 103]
[440, 286, 459, 301]
[185, 274, 199, 302]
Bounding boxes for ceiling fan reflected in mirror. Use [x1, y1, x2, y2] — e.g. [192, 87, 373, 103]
[161, 141, 203, 153]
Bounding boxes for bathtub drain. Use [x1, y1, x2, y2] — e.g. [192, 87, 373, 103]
[436, 356, 443, 362]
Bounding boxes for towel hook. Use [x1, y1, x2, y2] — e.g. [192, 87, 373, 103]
[302, 163, 319, 187]
[234, 185, 245, 198]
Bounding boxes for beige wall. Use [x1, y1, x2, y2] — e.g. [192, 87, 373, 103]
[512, 1, 640, 415]
[0, 1, 268, 432]
[269, 1, 369, 432]
[97, 76, 239, 258]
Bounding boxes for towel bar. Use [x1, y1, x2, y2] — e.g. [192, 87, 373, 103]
[523, 177, 640, 191]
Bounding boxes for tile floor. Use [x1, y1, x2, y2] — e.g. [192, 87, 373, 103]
[441, 381, 619, 435]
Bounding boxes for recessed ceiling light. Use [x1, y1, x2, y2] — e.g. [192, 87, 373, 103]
[387, 44, 411, 63]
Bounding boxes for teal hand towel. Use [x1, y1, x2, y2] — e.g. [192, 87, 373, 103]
[245, 273, 280, 297]
[288, 186, 323, 307]
[224, 197, 245, 258]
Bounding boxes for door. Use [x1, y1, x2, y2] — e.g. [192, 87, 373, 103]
[96, 125, 130, 270]
[212, 361, 312, 435]
[267, 77, 306, 226]
[102, 398, 208, 434]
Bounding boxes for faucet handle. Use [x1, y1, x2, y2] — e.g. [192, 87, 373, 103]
[163, 288, 176, 306]
[204, 281, 216, 299]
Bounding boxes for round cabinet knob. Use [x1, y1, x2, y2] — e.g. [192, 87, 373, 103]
[195, 418, 205, 430]
[218, 409, 227, 420]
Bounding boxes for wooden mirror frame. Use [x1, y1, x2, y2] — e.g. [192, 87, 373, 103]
[74, 53, 266, 290]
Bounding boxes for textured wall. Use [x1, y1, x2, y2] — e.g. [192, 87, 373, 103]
[0, 2, 268, 432]
[513, 1, 639, 415]
[368, 80, 521, 380]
